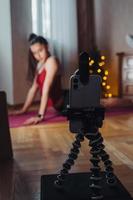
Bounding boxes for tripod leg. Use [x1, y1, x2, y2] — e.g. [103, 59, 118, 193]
[96, 131, 117, 186]
[86, 132, 103, 200]
[54, 132, 84, 189]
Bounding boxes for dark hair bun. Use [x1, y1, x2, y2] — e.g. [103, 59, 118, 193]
[28, 33, 48, 46]
[28, 33, 37, 42]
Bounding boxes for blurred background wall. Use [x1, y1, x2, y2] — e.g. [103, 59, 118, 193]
[94, 0, 133, 96]
[1, 0, 133, 104]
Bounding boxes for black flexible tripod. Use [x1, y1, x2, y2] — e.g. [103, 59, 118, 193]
[54, 106, 116, 200]
[54, 52, 116, 199]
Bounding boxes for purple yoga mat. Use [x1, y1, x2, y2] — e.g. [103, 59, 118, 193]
[9, 107, 133, 128]
[9, 107, 67, 128]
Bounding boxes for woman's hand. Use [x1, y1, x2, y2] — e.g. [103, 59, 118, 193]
[23, 116, 43, 126]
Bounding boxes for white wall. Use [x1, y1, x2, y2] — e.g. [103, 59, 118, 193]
[94, 0, 133, 96]
[0, 0, 13, 104]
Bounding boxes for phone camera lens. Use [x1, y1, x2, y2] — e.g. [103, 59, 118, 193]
[73, 84, 78, 89]
[73, 78, 78, 83]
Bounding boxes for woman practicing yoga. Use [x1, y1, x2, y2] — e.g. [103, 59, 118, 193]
[12, 33, 63, 125]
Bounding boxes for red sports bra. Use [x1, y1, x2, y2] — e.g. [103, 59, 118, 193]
[36, 68, 62, 108]
[36, 68, 46, 95]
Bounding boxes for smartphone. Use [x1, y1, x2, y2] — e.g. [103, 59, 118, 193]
[69, 74, 102, 133]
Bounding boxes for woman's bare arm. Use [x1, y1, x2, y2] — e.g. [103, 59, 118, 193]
[21, 77, 39, 112]
[10, 76, 39, 115]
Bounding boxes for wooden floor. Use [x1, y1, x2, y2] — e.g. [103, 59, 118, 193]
[0, 112, 133, 200]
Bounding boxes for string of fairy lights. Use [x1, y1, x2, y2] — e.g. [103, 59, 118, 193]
[89, 55, 112, 98]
